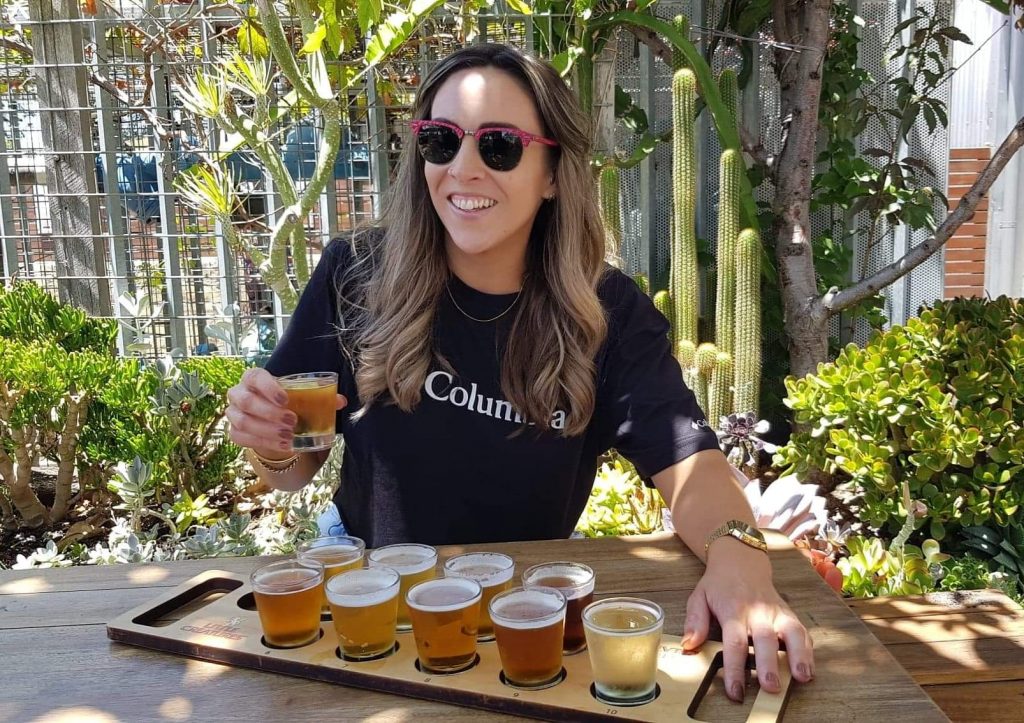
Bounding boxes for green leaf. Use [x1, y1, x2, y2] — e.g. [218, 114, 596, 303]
[506, 0, 532, 13]
[238, 19, 269, 59]
[358, 0, 383, 35]
[300, 23, 327, 55]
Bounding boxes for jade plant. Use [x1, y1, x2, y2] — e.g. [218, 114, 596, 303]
[778, 296, 1024, 579]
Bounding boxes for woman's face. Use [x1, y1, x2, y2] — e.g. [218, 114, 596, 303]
[423, 66, 556, 284]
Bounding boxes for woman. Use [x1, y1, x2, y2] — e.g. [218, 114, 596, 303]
[226, 43, 814, 701]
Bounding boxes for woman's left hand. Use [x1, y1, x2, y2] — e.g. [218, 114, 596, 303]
[682, 542, 815, 702]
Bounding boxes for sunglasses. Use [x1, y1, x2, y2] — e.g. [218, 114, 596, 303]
[410, 119, 558, 172]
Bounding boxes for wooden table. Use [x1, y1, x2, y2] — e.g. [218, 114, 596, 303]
[0, 533, 948, 722]
[846, 589, 1024, 722]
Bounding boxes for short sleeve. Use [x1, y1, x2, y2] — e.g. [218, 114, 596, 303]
[596, 271, 720, 479]
[264, 239, 350, 388]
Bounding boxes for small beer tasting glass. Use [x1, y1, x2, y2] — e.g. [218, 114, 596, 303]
[582, 596, 665, 706]
[278, 371, 338, 451]
[368, 543, 437, 632]
[489, 586, 567, 690]
[250, 559, 324, 648]
[443, 551, 514, 642]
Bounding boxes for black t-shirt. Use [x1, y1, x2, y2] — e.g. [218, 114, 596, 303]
[266, 236, 719, 547]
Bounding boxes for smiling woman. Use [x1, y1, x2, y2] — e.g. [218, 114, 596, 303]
[225, 42, 815, 702]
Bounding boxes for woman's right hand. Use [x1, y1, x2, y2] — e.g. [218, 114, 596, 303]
[226, 368, 298, 457]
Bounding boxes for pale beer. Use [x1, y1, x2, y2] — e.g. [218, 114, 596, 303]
[297, 535, 366, 612]
[250, 560, 324, 648]
[490, 586, 566, 689]
[406, 577, 482, 673]
[583, 597, 664, 706]
[522, 561, 595, 654]
[443, 552, 514, 641]
[368, 543, 437, 631]
[326, 567, 400, 660]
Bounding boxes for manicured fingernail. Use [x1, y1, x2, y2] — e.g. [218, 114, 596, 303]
[282, 413, 296, 425]
[798, 663, 811, 680]
[730, 681, 744, 702]
[276, 392, 288, 405]
[765, 672, 780, 690]
[278, 428, 292, 440]
[279, 441, 290, 450]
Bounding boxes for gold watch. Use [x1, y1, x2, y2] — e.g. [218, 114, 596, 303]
[704, 520, 768, 555]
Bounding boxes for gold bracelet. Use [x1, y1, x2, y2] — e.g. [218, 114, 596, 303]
[249, 449, 300, 475]
[705, 520, 768, 555]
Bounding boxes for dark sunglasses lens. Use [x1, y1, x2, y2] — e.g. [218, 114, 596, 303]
[477, 130, 524, 171]
[416, 124, 460, 164]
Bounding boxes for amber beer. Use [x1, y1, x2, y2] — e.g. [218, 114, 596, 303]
[326, 567, 401, 660]
[250, 560, 324, 648]
[368, 544, 437, 631]
[443, 552, 514, 641]
[583, 597, 664, 706]
[297, 535, 366, 611]
[490, 586, 566, 689]
[406, 577, 482, 673]
[279, 371, 338, 451]
[522, 561, 595, 654]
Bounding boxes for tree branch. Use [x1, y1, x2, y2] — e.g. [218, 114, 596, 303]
[825, 113, 1024, 314]
[740, 124, 774, 181]
[625, 24, 673, 65]
[0, 36, 33, 57]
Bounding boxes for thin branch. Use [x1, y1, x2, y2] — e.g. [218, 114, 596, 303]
[825, 113, 1024, 314]
[740, 124, 774, 180]
[0, 36, 33, 57]
[625, 24, 673, 65]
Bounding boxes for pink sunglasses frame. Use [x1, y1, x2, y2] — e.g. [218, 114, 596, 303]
[410, 119, 559, 153]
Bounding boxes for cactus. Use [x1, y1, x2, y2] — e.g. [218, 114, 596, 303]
[599, 165, 622, 262]
[718, 68, 740, 137]
[671, 68, 699, 351]
[714, 148, 743, 416]
[632, 273, 651, 297]
[734, 228, 761, 415]
[709, 351, 733, 428]
[653, 290, 675, 344]
[694, 342, 718, 416]
[676, 339, 696, 370]
[671, 15, 690, 71]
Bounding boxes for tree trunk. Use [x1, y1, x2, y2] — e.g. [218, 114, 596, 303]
[591, 39, 618, 159]
[770, 0, 833, 380]
[50, 395, 86, 523]
[29, 0, 110, 316]
[0, 431, 48, 528]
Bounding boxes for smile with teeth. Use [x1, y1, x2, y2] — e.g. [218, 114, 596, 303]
[450, 195, 497, 211]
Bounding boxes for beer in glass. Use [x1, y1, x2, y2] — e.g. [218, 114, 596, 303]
[490, 586, 566, 690]
[297, 535, 366, 611]
[583, 597, 664, 706]
[443, 552, 514, 641]
[250, 559, 324, 648]
[368, 543, 437, 631]
[279, 371, 338, 451]
[326, 567, 400, 661]
[406, 577, 482, 674]
[522, 561, 595, 654]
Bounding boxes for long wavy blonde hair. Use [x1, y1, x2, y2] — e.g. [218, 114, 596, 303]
[342, 44, 608, 435]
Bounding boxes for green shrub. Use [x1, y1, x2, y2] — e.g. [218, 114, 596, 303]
[776, 296, 1024, 565]
[0, 281, 116, 353]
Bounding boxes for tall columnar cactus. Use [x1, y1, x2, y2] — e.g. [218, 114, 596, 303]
[671, 68, 699, 350]
[714, 148, 743, 413]
[709, 351, 733, 427]
[671, 15, 690, 70]
[734, 228, 762, 415]
[653, 290, 675, 343]
[694, 342, 718, 417]
[718, 68, 740, 137]
[599, 166, 622, 262]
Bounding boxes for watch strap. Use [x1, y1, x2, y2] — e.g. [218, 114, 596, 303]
[704, 519, 768, 555]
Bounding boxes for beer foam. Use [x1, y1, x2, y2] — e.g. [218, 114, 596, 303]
[252, 567, 321, 594]
[444, 553, 514, 586]
[326, 569, 399, 607]
[406, 578, 481, 612]
[523, 562, 595, 599]
[490, 589, 566, 629]
[369, 544, 436, 574]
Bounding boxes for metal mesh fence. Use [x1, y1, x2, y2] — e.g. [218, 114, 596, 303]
[0, 2, 950, 362]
